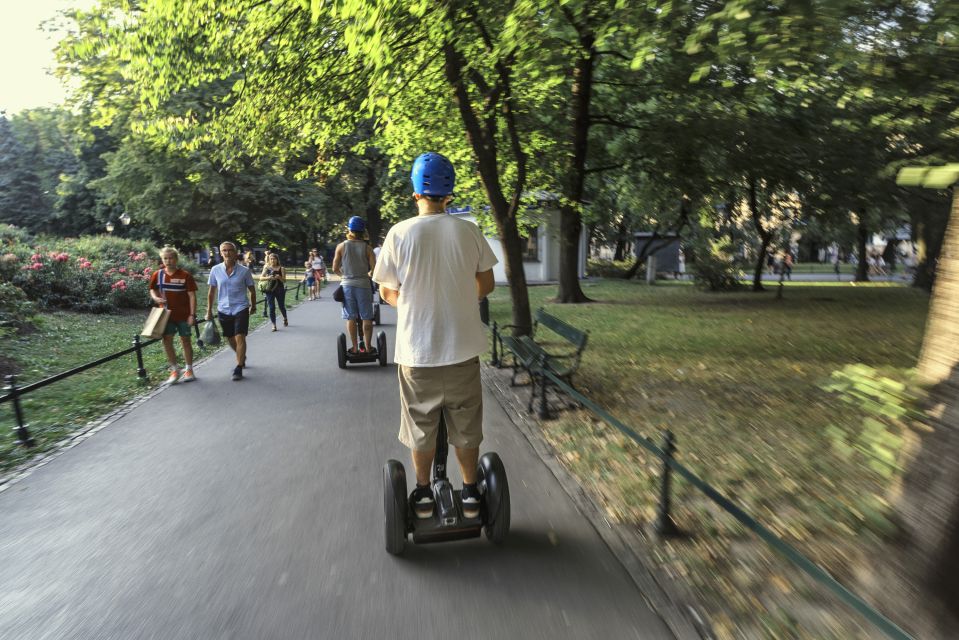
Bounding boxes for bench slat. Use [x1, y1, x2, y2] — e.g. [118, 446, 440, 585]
[534, 309, 588, 346]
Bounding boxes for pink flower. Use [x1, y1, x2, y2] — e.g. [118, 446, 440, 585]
[30, 253, 43, 262]
[142, 267, 152, 275]
[106, 268, 117, 275]
[118, 267, 127, 274]
[30, 262, 44, 271]
[111, 279, 127, 290]
[79, 261, 92, 269]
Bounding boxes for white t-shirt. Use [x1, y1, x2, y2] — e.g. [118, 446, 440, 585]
[373, 214, 498, 367]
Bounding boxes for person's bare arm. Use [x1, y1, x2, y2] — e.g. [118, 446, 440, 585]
[187, 291, 197, 325]
[367, 246, 376, 275]
[476, 269, 494, 299]
[248, 285, 257, 311]
[206, 286, 216, 320]
[380, 286, 399, 306]
[332, 244, 344, 275]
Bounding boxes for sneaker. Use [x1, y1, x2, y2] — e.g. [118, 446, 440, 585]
[461, 483, 482, 519]
[410, 484, 435, 519]
[164, 370, 179, 385]
[180, 370, 196, 383]
[231, 366, 243, 381]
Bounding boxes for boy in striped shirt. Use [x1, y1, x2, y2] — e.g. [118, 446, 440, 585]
[149, 247, 198, 384]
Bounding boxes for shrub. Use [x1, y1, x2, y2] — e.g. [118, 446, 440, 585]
[0, 228, 193, 313]
[587, 258, 636, 278]
[687, 237, 745, 291]
[0, 281, 37, 329]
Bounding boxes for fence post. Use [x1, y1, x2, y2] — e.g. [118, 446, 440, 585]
[5, 375, 35, 447]
[133, 335, 147, 379]
[654, 430, 680, 537]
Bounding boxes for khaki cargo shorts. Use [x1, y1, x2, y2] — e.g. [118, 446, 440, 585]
[398, 357, 484, 450]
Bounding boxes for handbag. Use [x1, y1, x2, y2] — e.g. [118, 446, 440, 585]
[333, 284, 345, 302]
[199, 319, 221, 347]
[141, 270, 171, 339]
[258, 278, 280, 294]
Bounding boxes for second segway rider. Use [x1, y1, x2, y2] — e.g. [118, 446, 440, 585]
[373, 152, 497, 520]
[332, 217, 377, 354]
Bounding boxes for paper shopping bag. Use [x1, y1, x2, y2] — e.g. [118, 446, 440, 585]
[141, 306, 171, 339]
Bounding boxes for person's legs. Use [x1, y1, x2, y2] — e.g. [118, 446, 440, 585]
[161, 335, 177, 369]
[412, 448, 436, 486]
[235, 334, 247, 365]
[356, 288, 374, 347]
[277, 288, 288, 324]
[178, 331, 196, 381]
[362, 320, 373, 350]
[266, 291, 277, 327]
[347, 319, 359, 351]
[454, 447, 479, 484]
[343, 287, 361, 350]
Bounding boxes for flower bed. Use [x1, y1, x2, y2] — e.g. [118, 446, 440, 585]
[0, 224, 195, 315]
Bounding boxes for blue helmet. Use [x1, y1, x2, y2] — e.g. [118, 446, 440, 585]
[411, 152, 455, 196]
[347, 216, 365, 232]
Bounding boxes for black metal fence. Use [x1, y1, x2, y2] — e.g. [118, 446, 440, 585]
[2, 272, 311, 449]
[493, 329, 913, 640]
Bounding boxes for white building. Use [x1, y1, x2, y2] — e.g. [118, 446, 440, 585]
[449, 205, 588, 284]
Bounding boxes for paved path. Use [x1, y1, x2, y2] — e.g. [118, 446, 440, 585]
[0, 296, 674, 640]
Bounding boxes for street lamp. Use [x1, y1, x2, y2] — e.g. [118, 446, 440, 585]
[105, 221, 115, 233]
[119, 212, 131, 226]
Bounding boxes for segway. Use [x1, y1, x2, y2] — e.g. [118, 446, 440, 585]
[337, 329, 387, 369]
[383, 414, 510, 555]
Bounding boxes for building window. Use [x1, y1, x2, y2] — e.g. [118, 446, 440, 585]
[523, 227, 540, 262]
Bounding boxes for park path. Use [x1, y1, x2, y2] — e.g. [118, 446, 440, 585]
[0, 295, 674, 640]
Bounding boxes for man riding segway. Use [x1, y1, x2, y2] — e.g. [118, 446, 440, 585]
[333, 216, 377, 354]
[374, 152, 508, 553]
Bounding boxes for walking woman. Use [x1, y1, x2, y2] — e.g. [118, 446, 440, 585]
[260, 253, 289, 331]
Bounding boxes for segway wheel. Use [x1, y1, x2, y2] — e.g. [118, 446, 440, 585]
[337, 333, 347, 369]
[373, 303, 381, 326]
[377, 331, 387, 367]
[383, 459, 408, 555]
[478, 452, 510, 544]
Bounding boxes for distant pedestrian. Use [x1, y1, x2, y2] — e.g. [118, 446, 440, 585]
[310, 250, 326, 299]
[260, 253, 288, 331]
[206, 242, 256, 381]
[150, 247, 198, 384]
[783, 252, 793, 280]
[766, 252, 775, 275]
[304, 251, 317, 300]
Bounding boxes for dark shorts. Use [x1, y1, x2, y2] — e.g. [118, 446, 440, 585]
[218, 309, 250, 337]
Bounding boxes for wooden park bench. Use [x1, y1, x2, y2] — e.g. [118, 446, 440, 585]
[493, 308, 589, 418]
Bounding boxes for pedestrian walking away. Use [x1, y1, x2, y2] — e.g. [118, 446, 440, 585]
[311, 250, 326, 299]
[206, 241, 256, 381]
[259, 253, 288, 331]
[150, 246, 198, 384]
[373, 151, 497, 520]
[333, 217, 376, 354]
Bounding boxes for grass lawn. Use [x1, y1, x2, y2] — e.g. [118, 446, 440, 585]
[487, 279, 929, 639]
[0, 279, 312, 474]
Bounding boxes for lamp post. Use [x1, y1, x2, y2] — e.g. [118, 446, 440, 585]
[119, 212, 131, 226]
[105, 221, 115, 233]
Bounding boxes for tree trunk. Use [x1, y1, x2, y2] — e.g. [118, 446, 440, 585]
[613, 220, 628, 261]
[443, 39, 532, 335]
[363, 154, 384, 246]
[914, 206, 949, 291]
[855, 219, 870, 282]
[748, 177, 770, 292]
[556, 31, 595, 304]
[868, 189, 959, 638]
